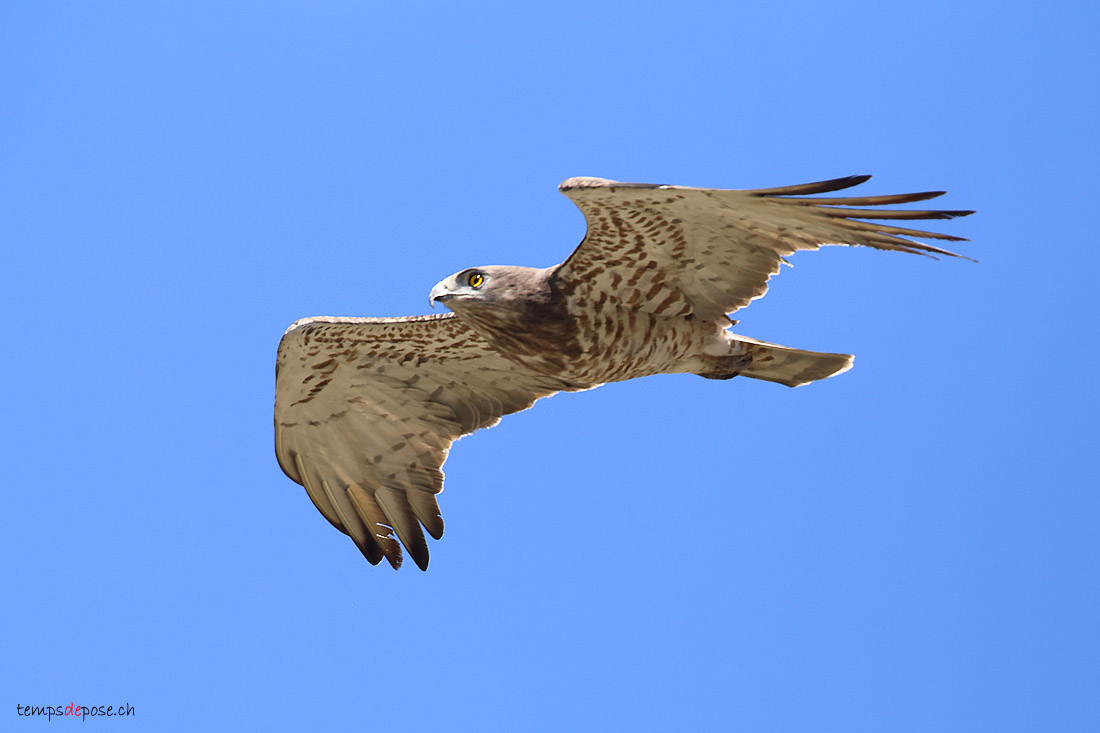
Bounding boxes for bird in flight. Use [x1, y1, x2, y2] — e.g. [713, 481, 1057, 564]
[275, 175, 973, 570]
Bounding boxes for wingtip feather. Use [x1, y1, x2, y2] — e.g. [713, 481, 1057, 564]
[747, 174, 872, 197]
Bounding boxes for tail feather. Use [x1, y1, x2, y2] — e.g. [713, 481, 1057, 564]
[732, 335, 854, 388]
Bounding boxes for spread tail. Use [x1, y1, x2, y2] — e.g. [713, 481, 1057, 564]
[731, 334, 854, 388]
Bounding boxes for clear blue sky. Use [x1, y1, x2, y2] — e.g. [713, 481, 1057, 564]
[3, 2, 1097, 730]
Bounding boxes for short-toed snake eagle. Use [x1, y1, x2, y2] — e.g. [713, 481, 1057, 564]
[275, 175, 972, 570]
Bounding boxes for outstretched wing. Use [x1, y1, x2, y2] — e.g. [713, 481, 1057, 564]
[553, 175, 973, 322]
[275, 313, 574, 570]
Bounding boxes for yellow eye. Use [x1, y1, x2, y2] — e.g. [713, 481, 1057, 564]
[467, 272, 484, 288]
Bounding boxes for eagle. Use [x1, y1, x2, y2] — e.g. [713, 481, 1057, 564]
[275, 175, 972, 570]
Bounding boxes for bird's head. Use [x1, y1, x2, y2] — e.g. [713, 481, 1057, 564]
[429, 265, 549, 314]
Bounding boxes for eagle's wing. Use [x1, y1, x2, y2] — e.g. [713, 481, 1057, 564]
[553, 175, 973, 322]
[275, 312, 573, 570]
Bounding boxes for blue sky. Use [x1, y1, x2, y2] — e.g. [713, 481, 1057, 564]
[3, 2, 1097, 730]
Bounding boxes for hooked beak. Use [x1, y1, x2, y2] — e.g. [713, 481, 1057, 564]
[429, 280, 452, 309]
